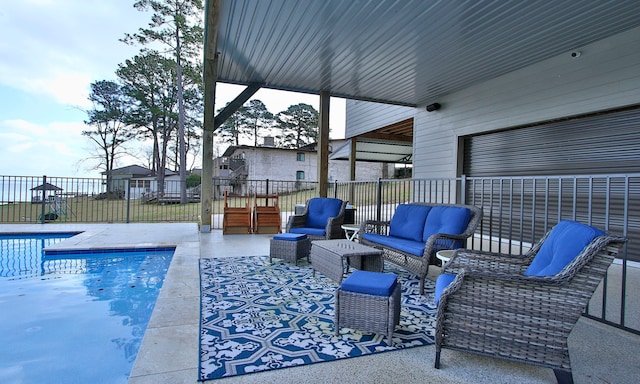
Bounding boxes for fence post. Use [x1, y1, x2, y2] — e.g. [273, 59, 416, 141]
[376, 178, 382, 222]
[333, 180, 338, 198]
[126, 179, 131, 223]
[460, 174, 467, 205]
[40, 175, 47, 224]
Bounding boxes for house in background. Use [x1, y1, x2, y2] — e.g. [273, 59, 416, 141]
[211, 137, 395, 197]
[103, 165, 181, 200]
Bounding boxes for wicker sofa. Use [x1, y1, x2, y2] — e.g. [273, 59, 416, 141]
[286, 197, 347, 241]
[434, 220, 627, 384]
[359, 203, 482, 295]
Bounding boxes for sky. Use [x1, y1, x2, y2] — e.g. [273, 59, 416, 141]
[0, 0, 345, 178]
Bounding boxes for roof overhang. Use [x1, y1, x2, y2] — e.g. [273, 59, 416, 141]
[211, 0, 640, 107]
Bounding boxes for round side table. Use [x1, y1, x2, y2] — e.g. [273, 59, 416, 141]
[341, 224, 360, 241]
[436, 249, 455, 263]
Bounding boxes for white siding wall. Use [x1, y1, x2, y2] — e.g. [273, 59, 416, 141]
[329, 161, 392, 182]
[245, 148, 316, 181]
[345, 26, 640, 179]
[240, 148, 390, 182]
[412, 26, 640, 178]
[346, 100, 415, 137]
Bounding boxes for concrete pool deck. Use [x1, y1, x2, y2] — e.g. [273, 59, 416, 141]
[2, 223, 638, 384]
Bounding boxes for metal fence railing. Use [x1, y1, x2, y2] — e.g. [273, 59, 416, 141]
[1, 173, 638, 335]
[333, 174, 639, 336]
[0, 175, 205, 224]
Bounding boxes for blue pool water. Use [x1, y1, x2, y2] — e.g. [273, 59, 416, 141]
[0, 233, 174, 384]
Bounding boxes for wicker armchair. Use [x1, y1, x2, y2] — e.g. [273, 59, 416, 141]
[435, 222, 626, 384]
[286, 198, 346, 241]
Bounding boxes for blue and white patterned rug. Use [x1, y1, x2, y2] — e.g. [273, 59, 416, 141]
[199, 256, 436, 381]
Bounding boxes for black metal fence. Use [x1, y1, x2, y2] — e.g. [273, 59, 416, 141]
[1, 173, 638, 335]
[333, 174, 639, 336]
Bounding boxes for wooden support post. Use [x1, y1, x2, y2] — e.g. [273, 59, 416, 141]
[318, 91, 330, 197]
[201, 0, 221, 232]
[349, 137, 356, 203]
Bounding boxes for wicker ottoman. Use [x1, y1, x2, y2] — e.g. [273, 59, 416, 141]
[335, 270, 401, 345]
[269, 233, 310, 265]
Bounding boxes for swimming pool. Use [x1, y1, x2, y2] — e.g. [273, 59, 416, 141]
[0, 233, 174, 384]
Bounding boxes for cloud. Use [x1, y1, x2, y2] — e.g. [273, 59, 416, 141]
[0, 0, 148, 108]
[0, 119, 92, 177]
[0, 1, 346, 178]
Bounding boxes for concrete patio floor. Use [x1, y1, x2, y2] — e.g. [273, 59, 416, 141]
[2, 223, 638, 384]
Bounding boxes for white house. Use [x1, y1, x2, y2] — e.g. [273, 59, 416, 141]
[212, 139, 395, 196]
[104, 165, 181, 200]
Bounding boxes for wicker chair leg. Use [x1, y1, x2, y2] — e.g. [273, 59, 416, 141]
[553, 369, 573, 384]
[334, 289, 341, 337]
[434, 351, 441, 369]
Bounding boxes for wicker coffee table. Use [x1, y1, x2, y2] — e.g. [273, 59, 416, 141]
[310, 239, 383, 283]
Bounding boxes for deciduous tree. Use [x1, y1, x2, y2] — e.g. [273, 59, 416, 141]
[83, 80, 132, 194]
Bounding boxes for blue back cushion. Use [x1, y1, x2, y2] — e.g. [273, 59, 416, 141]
[524, 220, 605, 277]
[422, 206, 471, 243]
[389, 204, 431, 242]
[306, 198, 343, 229]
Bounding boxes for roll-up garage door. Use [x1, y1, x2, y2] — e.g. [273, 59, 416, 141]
[462, 106, 640, 261]
[463, 106, 640, 177]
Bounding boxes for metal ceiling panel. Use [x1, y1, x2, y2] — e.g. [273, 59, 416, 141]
[215, 0, 640, 106]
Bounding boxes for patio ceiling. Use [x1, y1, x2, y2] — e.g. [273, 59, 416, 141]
[213, 0, 640, 108]
[330, 118, 414, 163]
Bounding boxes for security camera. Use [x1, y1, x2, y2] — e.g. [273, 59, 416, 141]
[570, 51, 582, 58]
[426, 103, 441, 112]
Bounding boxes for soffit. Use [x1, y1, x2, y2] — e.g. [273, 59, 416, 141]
[215, 0, 640, 107]
[330, 139, 413, 164]
[330, 118, 414, 163]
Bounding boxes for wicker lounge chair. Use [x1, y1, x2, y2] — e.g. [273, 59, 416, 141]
[434, 221, 627, 384]
[286, 198, 346, 241]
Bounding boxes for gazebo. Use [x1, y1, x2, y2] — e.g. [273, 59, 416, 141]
[30, 182, 63, 204]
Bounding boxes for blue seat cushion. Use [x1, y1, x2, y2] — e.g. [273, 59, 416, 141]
[361, 233, 426, 257]
[524, 220, 605, 277]
[290, 227, 326, 237]
[435, 273, 457, 306]
[274, 233, 307, 241]
[306, 198, 344, 229]
[423, 206, 471, 244]
[341, 270, 397, 296]
[389, 204, 431, 241]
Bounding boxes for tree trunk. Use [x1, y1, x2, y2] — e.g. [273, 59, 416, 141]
[176, 28, 188, 204]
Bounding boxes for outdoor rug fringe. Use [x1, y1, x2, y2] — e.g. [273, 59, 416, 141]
[199, 255, 436, 381]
